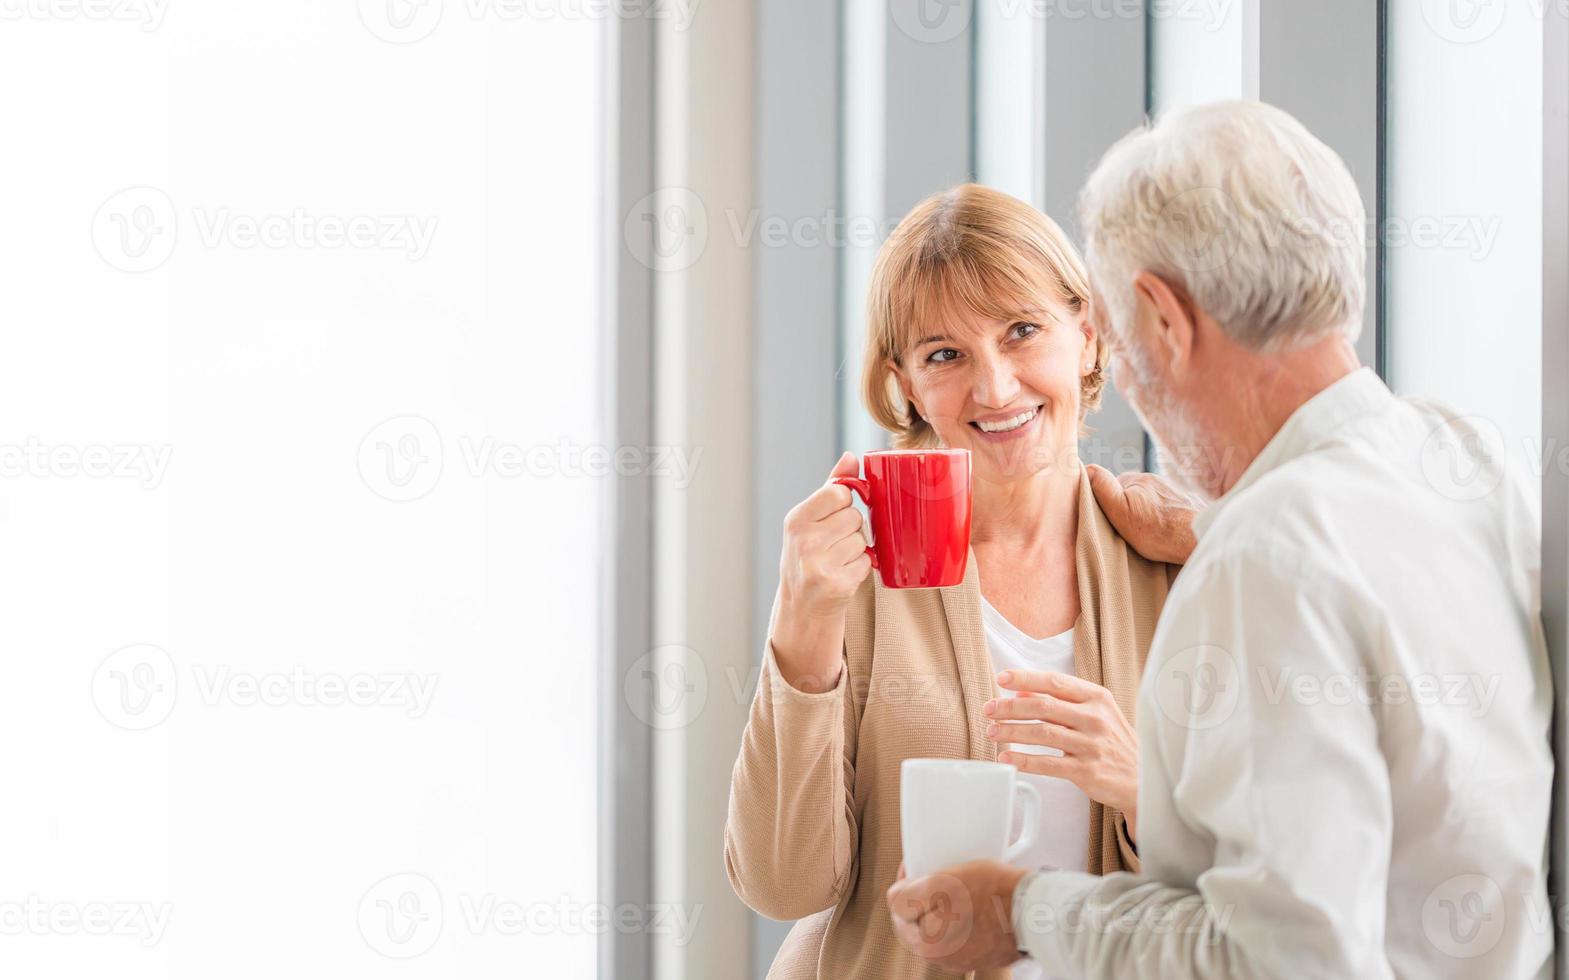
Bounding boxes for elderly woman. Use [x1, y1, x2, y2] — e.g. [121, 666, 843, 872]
[724, 183, 1181, 980]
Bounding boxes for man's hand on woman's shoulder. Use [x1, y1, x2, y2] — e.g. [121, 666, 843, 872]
[1086, 464, 1199, 565]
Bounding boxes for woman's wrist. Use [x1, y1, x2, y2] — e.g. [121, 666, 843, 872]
[770, 598, 847, 693]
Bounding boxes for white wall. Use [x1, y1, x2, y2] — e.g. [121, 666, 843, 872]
[0, 5, 603, 976]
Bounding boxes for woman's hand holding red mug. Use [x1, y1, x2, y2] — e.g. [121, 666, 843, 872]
[984, 669, 1141, 839]
[771, 452, 874, 693]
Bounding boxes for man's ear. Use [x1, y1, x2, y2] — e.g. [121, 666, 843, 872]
[1132, 271, 1197, 374]
[887, 357, 923, 420]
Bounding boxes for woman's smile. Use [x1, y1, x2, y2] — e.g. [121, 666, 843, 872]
[969, 404, 1044, 441]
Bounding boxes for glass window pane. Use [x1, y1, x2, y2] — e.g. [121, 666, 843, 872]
[1385, 1, 1543, 478]
[0, 11, 602, 977]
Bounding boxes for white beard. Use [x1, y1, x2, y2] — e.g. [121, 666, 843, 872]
[1111, 335, 1223, 503]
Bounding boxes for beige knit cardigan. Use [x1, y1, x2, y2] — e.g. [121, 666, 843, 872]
[724, 465, 1176, 980]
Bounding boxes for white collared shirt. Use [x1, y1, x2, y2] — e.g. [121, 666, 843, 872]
[1012, 368, 1554, 979]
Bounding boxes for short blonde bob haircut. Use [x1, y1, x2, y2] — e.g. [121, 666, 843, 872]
[861, 183, 1107, 449]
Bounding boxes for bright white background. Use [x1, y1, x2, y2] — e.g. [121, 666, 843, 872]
[0, 2, 602, 976]
[1386, 0, 1544, 479]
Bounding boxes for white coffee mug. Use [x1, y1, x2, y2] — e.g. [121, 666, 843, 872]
[900, 758, 1041, 878]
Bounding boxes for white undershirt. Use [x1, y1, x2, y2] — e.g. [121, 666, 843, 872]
[980, 596, 1089, 980]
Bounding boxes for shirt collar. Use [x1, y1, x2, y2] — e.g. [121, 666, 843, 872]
[1191, 367, 1392, 539]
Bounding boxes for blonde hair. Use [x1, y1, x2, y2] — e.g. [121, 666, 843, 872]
[861, 183, 1107, 448]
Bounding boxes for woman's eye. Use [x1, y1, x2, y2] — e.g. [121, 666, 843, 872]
[1010, 322, 1041, 341]
[926, 348, 960, 364]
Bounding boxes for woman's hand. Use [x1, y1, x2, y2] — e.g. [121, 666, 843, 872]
[984, 669, 1140, 839]
[771, 452, 874, 692]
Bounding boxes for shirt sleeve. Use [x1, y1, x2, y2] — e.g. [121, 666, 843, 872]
[1012, 545, 1396, 979]
[723, 641, 860, 921]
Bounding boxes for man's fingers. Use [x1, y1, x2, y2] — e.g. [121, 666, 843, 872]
[887, 875, 925, 911]
[891, 913, 925, 950]
[1086, 463, 1127, 520]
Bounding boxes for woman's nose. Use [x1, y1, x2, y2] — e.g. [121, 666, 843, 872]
[971, 354, 1021, 407]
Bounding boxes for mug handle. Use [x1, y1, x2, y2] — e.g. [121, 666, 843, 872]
[1002, 780, 1041, 864]
[830, 477, 878, 569]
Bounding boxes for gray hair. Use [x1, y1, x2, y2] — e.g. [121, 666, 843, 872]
[1078, 100, 1366, 352]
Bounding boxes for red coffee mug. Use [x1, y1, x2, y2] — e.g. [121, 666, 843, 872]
[833, 448, 972, 589]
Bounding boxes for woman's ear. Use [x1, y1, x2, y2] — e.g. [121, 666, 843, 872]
[887, 357, 924, 420]
[1077, 310, 1099, 376]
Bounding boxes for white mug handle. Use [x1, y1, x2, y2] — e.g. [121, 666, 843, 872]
[1002, 780, 1041, 864]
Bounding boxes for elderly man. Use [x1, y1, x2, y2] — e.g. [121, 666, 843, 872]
[889, 101, 1554, 978]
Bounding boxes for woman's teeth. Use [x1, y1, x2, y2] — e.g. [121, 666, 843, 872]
[974, 408, 1038, 433]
